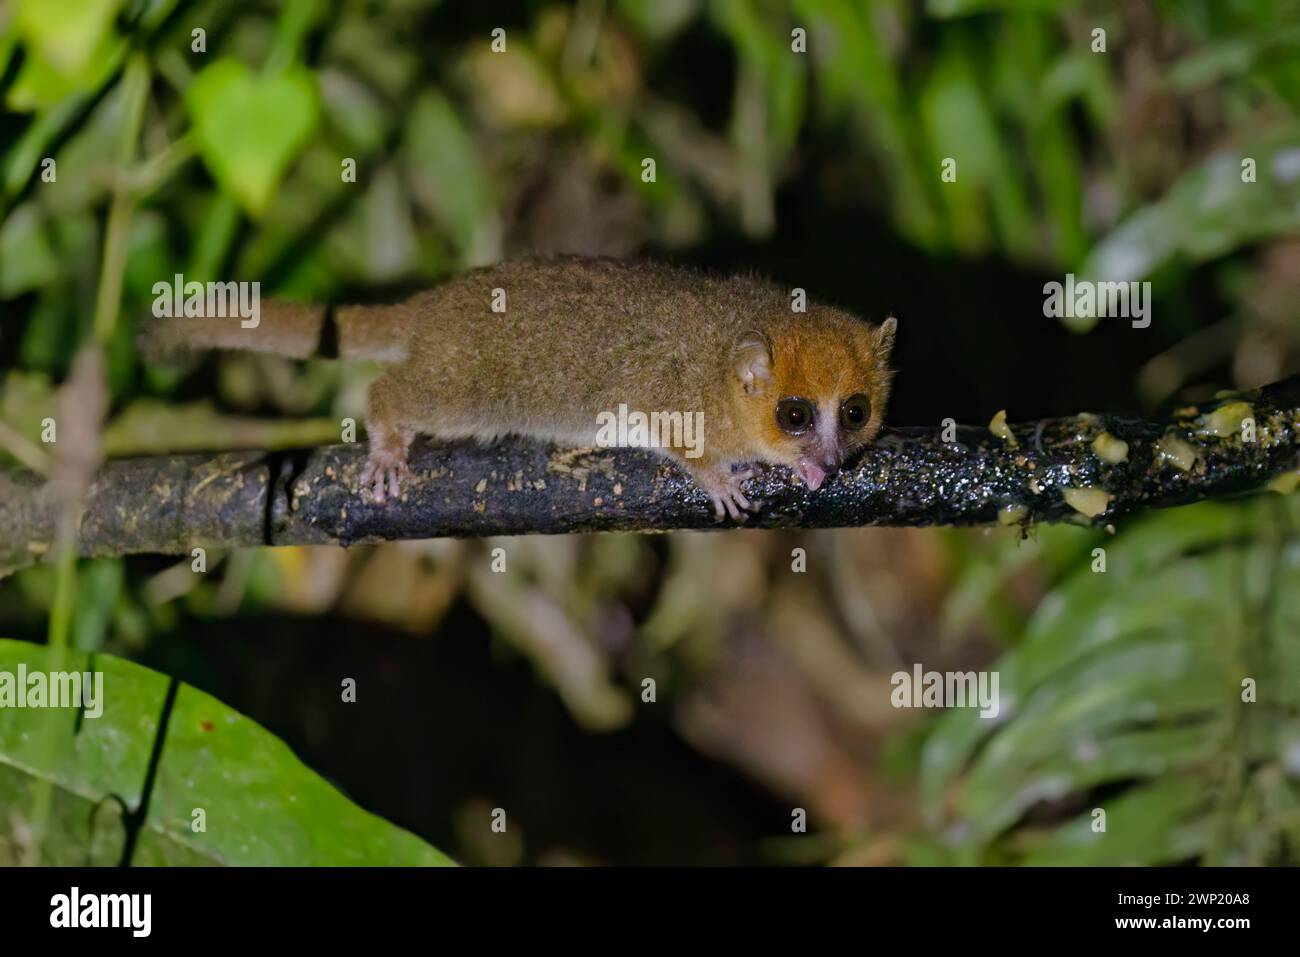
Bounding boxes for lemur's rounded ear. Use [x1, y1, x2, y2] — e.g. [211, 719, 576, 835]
[734, 331, 773, 395]
[873, 316, 897, 366]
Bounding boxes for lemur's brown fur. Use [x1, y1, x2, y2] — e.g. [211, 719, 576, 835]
[149, 257, 897, 520]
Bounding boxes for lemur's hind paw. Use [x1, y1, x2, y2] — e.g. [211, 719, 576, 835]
[360, 451, 410, 504]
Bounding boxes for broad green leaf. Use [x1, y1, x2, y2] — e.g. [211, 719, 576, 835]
[1018, 778, 1216, 866]
[14, 0, 119, 76]
[1078, 128, 1300, 326]
[0, 639, 453, 865]
[186, 59, 320, 218]
[8, 0, 125, 110]
[922, 493, 1300, 864]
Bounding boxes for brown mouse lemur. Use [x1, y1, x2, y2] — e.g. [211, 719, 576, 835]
[149, 257, 898, 520]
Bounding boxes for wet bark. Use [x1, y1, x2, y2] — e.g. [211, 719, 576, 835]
[2, 376, 1298, 571]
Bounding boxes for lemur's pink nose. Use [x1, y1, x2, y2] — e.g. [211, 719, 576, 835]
[797, 458, 827, 491]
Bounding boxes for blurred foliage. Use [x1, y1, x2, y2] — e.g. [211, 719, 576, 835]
[920, 495, 1300, 865]
[1, 0, 1299, 864]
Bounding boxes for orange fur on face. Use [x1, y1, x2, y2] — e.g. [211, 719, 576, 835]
[733, 311, 896, 489]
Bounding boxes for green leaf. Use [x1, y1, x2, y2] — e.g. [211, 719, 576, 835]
[921, 493, 1300, 865]
[14, 0, 120, 76]
[0, 202, 61, 296]
[1166, 23, 1300, 92]
[186, 59, 320, 218]
[1080, 128, 1300, 299]
[1018, 778, 1216, 866]
[402, 90, 500, 265]
[8, 0, 125, 110]
[793, 0, 942, 246]
[0, 639, 453, 865]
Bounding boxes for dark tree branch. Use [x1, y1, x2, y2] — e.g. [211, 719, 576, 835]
[3, 377, 1299, 570]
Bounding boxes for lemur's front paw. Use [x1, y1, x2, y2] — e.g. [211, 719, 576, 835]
[701, 467, 757, 522]
[359, 451, 410, 504]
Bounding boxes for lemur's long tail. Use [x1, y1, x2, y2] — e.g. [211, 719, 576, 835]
[140, 297, 419, 363]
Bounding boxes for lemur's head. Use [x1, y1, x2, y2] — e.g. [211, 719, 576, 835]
[732, 313, 897, 489]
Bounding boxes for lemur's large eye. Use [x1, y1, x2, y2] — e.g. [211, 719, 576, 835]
[776, 398, 815, 434]
[840, 393, 871, 430]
